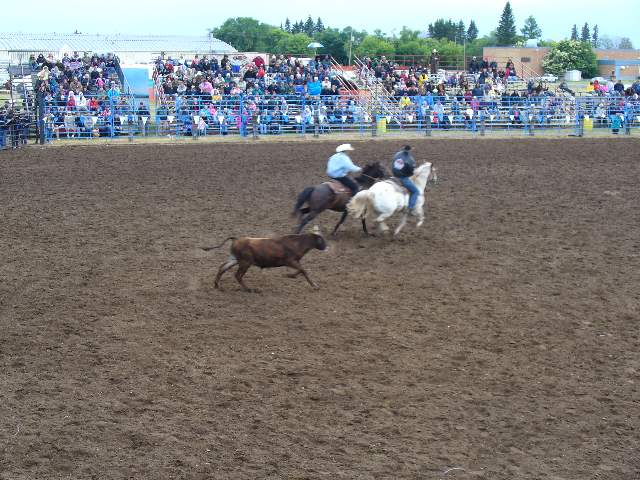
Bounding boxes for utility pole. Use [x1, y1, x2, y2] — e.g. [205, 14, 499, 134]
[463, 35, 466, 72]
[348, 33, 353, 65]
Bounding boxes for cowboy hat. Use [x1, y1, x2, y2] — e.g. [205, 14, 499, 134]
[336, 144, 354, 152]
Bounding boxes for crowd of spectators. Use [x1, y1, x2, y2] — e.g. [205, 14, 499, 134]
[8, 51, 638, 142]
[155, 53, 341, 99]
[358, 55, 526, 98]
[0, 102, 31, 149]
[28, 52, 145, 138]
[153, 53, 354, 135]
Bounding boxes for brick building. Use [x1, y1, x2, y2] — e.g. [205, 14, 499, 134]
[483, 46, 640, 80]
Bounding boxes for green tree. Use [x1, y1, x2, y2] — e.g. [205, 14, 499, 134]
[542, 39, 597, 77]
[397, 26, 420, 42]
[355, 35, 395, 57]
[291, 21, 302, 34]
[591, 25, 599, 47]
[429, 19, 458, 42]
[570, 24, 578, 41]
[456, 20, 466, 42]
[373, 29, 386, 39]
[466, 20, 479, 42]
[284, 18, 291, 33]
[580, 23, 590, 43]
[212, 17, 273, 51]
[521, 15, 541, 40]
[272, 32, 313, 55]
[599, 35, 613, 49]
[316, 28, 349, 63]
[304, 16, 315, 36]
[618, 37, 633, 49]
[315, 17, 325, 33]
[496, 2, 517, 46]
[394, 38, 429, 57]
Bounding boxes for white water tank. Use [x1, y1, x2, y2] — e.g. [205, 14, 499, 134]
[565, 70, 582, 81]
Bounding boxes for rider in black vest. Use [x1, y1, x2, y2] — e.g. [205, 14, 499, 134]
[392, 145, 420, 215]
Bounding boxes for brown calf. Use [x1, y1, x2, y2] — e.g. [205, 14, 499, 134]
[202, 234, 327, 292]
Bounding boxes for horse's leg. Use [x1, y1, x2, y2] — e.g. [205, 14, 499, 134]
[214, 257, 237, 289]
[331, 211, 348, 236]
[374, 211, 393, 235]
[234, 263, 253, 292]
[362, 218, 369, 236]
[286, 259, 318, 289]
[415, 208, 425, 228]
[296, 210, 319, 234]
[414, 197, 425, 228]
[394, 213, 409, 237]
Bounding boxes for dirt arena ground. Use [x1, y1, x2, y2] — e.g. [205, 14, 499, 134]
[1, 138, 638, 479]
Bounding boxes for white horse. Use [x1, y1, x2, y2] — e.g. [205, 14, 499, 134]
[347, 162, 437, 236]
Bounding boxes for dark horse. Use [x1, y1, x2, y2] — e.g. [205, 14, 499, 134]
[293, 162, 387, 235]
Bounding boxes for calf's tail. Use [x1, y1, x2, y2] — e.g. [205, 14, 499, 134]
[292, 187, 315, 217]
[201, 237, 236, 251]
[347, 190, 372, 219]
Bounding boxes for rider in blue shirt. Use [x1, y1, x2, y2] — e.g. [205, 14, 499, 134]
[392, 145, 420, 215]
[327, 144, 362, 195]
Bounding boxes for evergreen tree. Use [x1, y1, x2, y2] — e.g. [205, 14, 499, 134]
[466, 20, 479, 42]
[291, 21, 301, 34]
[456, 20, 466, 42]
[429, 18, 458, 42]
[315, 17, 325, 33]
[580, 23, 590, 43]
[304, 15, 315, 36]
[521, 15, 542, 40]
[570, 24, 578, 41]
[591, 24, 599, 47]
[496, 2, 517, 46]
[284, 18, 291, 33]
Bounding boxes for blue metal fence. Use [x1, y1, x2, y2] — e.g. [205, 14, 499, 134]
[25, 92, 640, 144]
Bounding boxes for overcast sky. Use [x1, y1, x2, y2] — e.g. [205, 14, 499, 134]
[4, 0, 639, 48]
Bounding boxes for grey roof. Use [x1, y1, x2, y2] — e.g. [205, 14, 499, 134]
[0, 32, 237, 53]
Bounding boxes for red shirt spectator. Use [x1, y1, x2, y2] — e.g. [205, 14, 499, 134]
[252, 56, 265, 68]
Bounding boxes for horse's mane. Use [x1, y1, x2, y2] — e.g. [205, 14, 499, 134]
[414, 162, 432, 174]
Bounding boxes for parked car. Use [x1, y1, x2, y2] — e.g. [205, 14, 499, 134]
[534, 73, 558, 82]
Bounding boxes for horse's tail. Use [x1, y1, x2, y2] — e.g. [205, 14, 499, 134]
[292, 186, 314, 217]
[347, 190, 372, 219]
[201, 237, 236, 251]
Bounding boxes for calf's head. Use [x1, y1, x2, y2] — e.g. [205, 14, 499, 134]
[311, 233, 327, 252]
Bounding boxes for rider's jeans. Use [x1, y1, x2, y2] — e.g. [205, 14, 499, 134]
[400, 176, 420, 210]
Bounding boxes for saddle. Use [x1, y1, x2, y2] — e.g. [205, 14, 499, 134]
[386, 177, 408, 193]
[324, 180, 352, 195]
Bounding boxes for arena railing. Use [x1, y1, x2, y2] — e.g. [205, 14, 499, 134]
[11, 92, 637, 147]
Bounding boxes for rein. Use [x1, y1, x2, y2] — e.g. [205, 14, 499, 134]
[359, 173, 385, 183]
